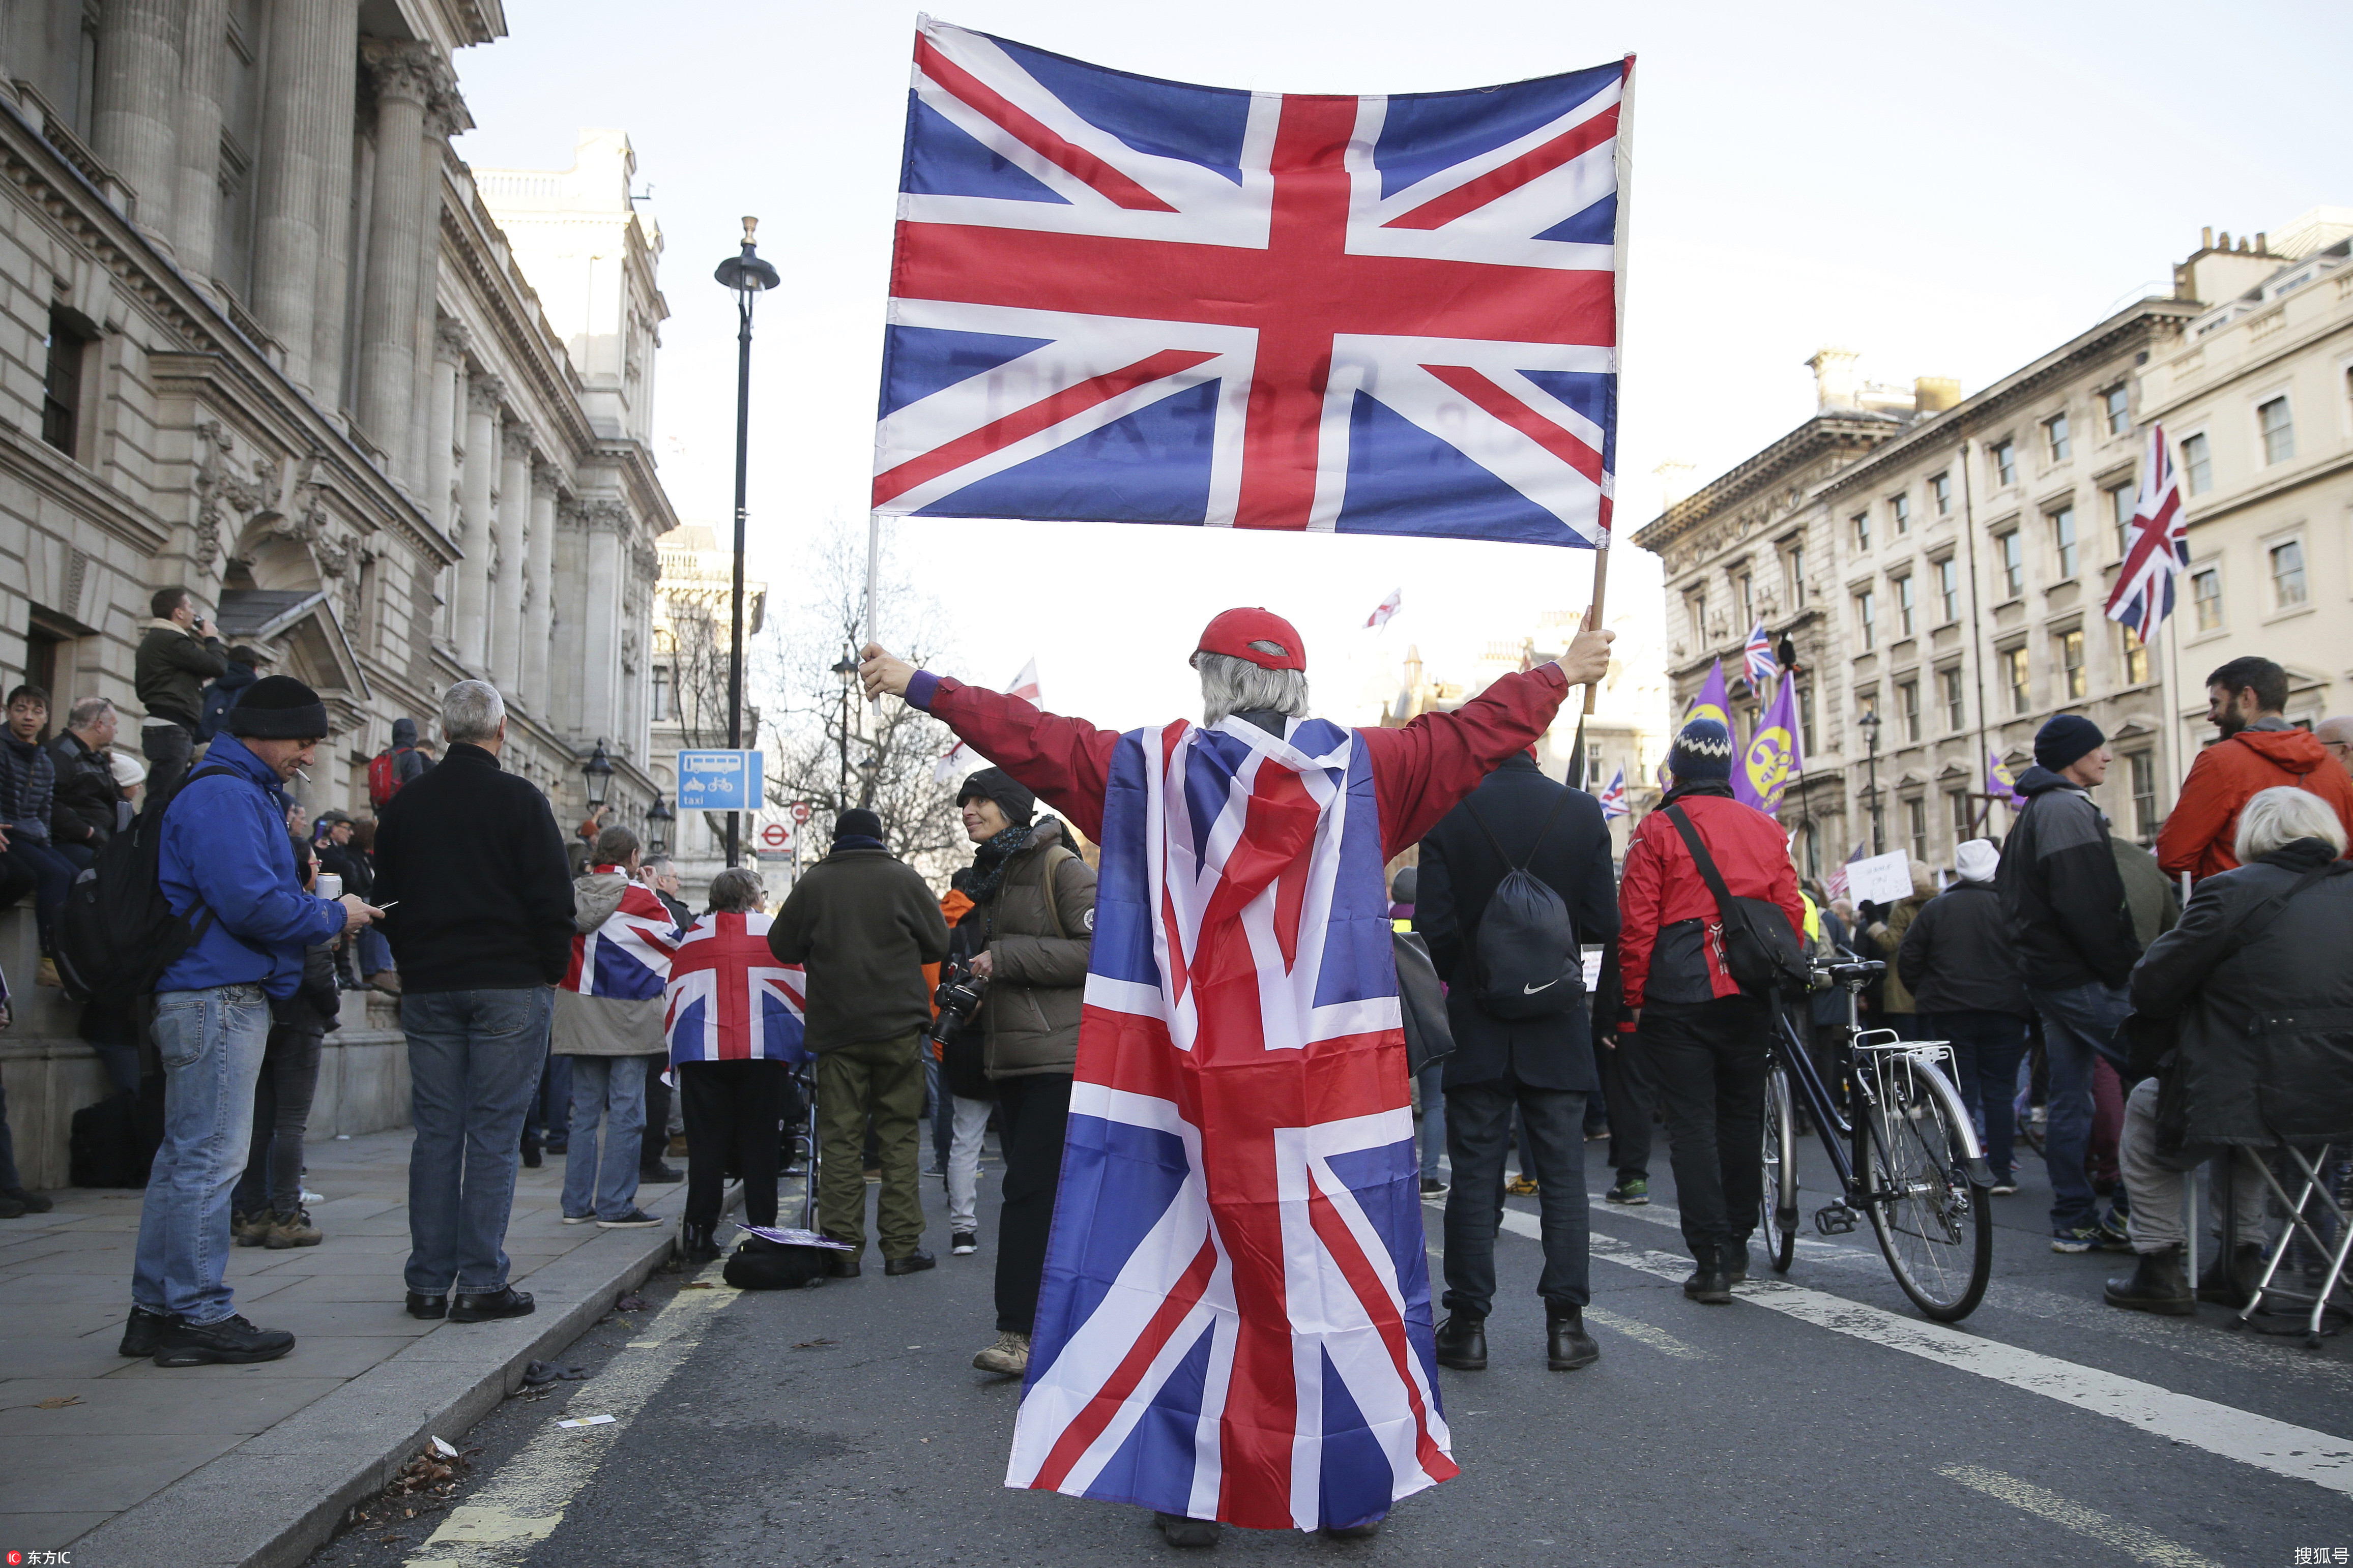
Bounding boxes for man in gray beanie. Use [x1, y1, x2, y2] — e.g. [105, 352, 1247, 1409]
[1996, 716, 2140, 1252]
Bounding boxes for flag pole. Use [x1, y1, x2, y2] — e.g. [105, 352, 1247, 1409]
[1570, 51, 1634, 791]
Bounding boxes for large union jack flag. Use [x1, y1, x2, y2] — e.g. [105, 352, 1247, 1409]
[2103, 422, 2189, 642]
[665, 910, 809, 1066]
[1006, 715, 1453, 1531]
[876, 19, 1630, 547]
[561, 872, 681, 1001]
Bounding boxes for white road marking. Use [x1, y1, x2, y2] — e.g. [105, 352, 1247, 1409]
[1451, 1199, 2353, 1497]
[1937, 1464, 2229, 1568]
[405, 1266, 742, 1565]
[1581, 1307, 1708, 1360]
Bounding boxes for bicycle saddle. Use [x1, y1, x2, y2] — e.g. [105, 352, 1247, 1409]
[1817, 960, 1884, 984]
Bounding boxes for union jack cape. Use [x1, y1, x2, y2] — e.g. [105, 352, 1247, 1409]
[1007, 715, 1453, 1530]
[877, 19, 1631, 546]
[561, 871, 681, 1001]
[664, 910, 809, 1067]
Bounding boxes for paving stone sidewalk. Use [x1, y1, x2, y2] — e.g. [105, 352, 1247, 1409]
[0, 1126, 707, 1565]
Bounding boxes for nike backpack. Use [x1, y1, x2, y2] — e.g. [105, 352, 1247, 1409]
[1463, 793, 1582, 1020]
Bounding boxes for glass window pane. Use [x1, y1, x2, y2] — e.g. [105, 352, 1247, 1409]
[2183, 432, 2212, 495]
[2052, 506, 2077, 578]
[2259, 398, 2294, 465]
[2272, 540, 2307, 607]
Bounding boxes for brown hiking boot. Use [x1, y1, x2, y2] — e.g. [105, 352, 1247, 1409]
[264, 1208, 323, 1249]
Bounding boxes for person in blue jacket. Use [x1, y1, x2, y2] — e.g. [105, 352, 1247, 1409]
[121, 675, 383, 1368]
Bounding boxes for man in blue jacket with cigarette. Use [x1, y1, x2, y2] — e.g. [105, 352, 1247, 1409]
[121, 675, 383, 1367]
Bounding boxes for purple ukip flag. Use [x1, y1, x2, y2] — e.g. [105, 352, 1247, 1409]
[1734, 675, 1803, 814]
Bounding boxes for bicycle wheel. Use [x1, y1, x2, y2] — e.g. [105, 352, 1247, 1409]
[1760, 1066, 1798, 1274]
[1858, 1050, 1992, 1321]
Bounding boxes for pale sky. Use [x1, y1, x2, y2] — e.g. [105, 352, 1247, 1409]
[452, 0, 2351, 735]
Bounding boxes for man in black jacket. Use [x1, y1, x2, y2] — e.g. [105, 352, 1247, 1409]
[134, 586, 227, 801]
[1415, 750, 1618, 1373]
[374, 681, 576, 1323]
[1994, 715, 2141, 1251]
[48, 695, 122, 866]
[1897, 838, 2030, 1193]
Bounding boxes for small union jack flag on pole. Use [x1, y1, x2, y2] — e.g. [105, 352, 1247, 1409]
[1596, 764, 1629, 820]
[2103, 423, 2188, 642]
[1742, 622, 1776, 689]
[876, 19, 1630, 548]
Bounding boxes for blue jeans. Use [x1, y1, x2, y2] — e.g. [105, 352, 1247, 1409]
[134, 984, 271, 1323]
[562, 1055, 647, 1221]
[2029, 981, 2130, 1232]
[1929, 1011, 2030, 1184]
[402, 987, 551, 1294]
[0, 837, 75, 952]
[527, 1052, 571, 1145]
[1417, 1062, 1447, 1181]
[357, 925, 394, 978]
[925, 1053, 950, 1169]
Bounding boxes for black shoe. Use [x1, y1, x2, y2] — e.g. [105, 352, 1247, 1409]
[404, 1291, 449, 1320]
[544, 1139, 568, 1156]
[640, 1163, 683, 1184]
[2104, 1246, 2194, 1316]
[1683, 1251, 1734, 1305]
[680, 1222, 721, 1265]
[827, 1252, 862, 1279]
[1722, 1243, 1751, 1285]
[152, 1313, 296, 1366]
[885, 1249, 937, 1276]
[1418, 1176, 1448, 1196]
[1323, 1521, 1382, 1540]
[1, 1187, 52, 1213]
[1433, 1312, 1487, 1371]
[1155, 1513, 1222, 1548]
[450, 1286, 536, 1323]
[120, 1305, 174, 1357]
[520, 1137, 543, 1169]
[1546, 1306, 1600, 1371]
[2198, 1242, 2269, 1307]
[595, 1208, 663, 1230]
[951, 1232, 977, 1256]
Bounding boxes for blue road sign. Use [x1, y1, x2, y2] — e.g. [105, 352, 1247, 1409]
[675, 749, 762, 811]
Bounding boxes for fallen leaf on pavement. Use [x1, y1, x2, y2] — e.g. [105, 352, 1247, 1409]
[35, 1395, 82, 1409]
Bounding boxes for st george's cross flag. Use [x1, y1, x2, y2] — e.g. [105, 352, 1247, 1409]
[1596, 764, 1629, 820]
[562, 869, 681, 1001]
[938, 659, 1043, 782]
[876, 19, 1631, 546]
[664, 910, 809, 1067]
[1365, 588, 1403, 630]
[2103, 423, 2189, 642]
[1005, 716, 1454, 1531]
[1743, 622, 1776, 689]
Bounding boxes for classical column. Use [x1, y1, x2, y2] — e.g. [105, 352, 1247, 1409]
[524, 462, 559, 713]
[250, 1, 352, 389]
[424, 318, 465, 537]
[353, 40, 440, 471]
[549, 498, 588, 735]
[455, 373, 502, 672]
[306, 0, 361, 413]
[408, 79, 466, 493]
[493, 421, 532, 693]
[580, 500, 628, 742]
[91, 0, 182, 243]
[169, 0, 228, 280]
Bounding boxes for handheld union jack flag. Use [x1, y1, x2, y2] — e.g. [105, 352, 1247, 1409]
[561, 872, 681, 1001]
[665, 910, 808, 1067]
[2103, 423, 2188, 642]
[876, 20, 1630, 546]
[1007, 716, 1454, 1530]
[1743, 622, 1776, 688]
[1596, 764, 1629, 820]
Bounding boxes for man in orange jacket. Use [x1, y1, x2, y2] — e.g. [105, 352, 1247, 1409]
[2157, 657, 2353, 883]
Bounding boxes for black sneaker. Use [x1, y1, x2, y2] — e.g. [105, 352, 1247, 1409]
[885, 1250, 938, 1276]
[596, 1208, 663, 1229]
[951, 1232, 977, 1255]
[1418, 1176, 1448, 1196]
[152, 1313, 296, 1367]
[640, 1164, 683, 1184]
[1, 1187, 52, 1213]
[450, 1286, 535, 1323]
[119, 1305, 175, 1357]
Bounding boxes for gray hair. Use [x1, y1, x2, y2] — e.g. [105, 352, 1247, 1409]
[1198, 648, 1311, 729]
[2235, 785, 2349, 862]
[68, 695, 115, 729]
[592, 824, 641, 865]
[708, 867, 764, 912]
[440, 680, 506, 744]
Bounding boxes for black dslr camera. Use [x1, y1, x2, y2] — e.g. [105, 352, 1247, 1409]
[930, 961, 988, 1045]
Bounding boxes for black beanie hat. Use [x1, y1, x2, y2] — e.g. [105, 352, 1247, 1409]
[226, 675, 330, 739]
[834, 807, 884, 844]
[957, 766, 1036, 826]
[2034, 713, 2105, 773]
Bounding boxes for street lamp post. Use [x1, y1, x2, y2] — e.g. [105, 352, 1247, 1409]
[645, 793, 674, 858]
[1857, 707, 1883, 855]
[829, 649, 858, 809]
[714, 217, 780, 868]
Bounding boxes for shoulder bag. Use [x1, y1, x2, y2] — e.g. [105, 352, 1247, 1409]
[1662, 804, 1809, 997]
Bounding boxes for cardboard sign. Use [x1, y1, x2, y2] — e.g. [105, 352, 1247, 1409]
[1845, 850, 1916, 906]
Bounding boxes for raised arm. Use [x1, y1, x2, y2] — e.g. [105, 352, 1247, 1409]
[863, 644, 1120, 843]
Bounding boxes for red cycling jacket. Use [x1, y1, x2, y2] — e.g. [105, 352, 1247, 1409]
[1617, 789, 1805, 1012]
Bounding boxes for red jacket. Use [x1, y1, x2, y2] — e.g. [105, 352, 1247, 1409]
[906, 664, 1571, 864]
[2156, 726, 2353, 882]
[1617, 790, 1805, 1012]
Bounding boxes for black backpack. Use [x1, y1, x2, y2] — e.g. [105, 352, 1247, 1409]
[1462, 793, 1583, 1020]
[54, 763, 237, 1003]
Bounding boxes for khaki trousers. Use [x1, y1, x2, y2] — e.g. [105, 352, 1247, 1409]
[816, 1031, 927, 1261]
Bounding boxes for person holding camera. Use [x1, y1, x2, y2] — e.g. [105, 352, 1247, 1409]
[949, 768, 1097, 1378]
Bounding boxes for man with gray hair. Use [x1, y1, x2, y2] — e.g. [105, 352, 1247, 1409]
[48, 695, 122, 865]
[2315, 715, 2353, 781]
[374, 681, 577, 1324]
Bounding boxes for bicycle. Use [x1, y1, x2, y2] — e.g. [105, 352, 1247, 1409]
[1759, 957, 1994, 1321]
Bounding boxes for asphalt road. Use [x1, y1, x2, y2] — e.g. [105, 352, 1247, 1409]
[307, 1131, 2353, 1568]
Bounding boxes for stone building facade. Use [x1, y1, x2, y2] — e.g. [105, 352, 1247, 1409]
[0, 3, 678, 1184]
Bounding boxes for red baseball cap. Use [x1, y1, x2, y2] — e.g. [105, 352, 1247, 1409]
[1195, 607, 1306, 672]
